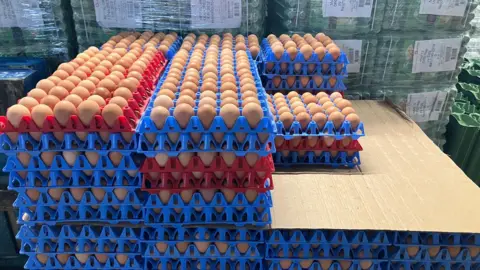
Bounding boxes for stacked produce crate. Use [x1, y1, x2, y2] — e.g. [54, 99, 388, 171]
[1, 31, 169, 269]
[136, 33, 276, 268]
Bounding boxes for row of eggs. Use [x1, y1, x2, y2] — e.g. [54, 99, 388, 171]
[102, 31, 179, 55]
[267, 33, 341, 61]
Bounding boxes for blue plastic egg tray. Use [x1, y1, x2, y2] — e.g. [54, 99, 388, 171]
[264, 76, 347, 92]
[393, 231, 480, 247]
[266, 244, 388, 260]
[24, 253, 143, 269]
[17, 225, 141, 241]
[266, 230, 393, 246]
[260, 39, 349, 76]
[273, 151, 361, 168]
[143, 206, 271, 227]
[18, 204, 143, 225]
[389, 261, 477, 270]
[266, 260, 389, 270]
[390, 246, 478, 262]
[20, 238, 141, 254]
[145, 258, 263, 270]
[0, 132, 138, 154]
[14, 188, 144, 207]
[3, 153, 144, 172]
[9, 170, 141, 189]
[143, 242, 264, 259]
[141, 227, 264, 242]
[165, 37, 183, 60]
[144, 191, 272, 209]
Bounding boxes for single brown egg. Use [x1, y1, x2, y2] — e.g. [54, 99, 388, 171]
[77, 100, 100, 126]
[279, 112, 294, 129]
[219, 104, 240, 128]
[176, 95, 196, 107]
[296, 112, 311, 130]
[328, 111, 344, 129]
[91, 70, 107, 81]
[150, 106, 170, 129]
[179, 89, 196, 99]
[70, 86, 91, 100]
[65, 76, 82, 86]
[87, 76, 100, 86]
[47, 76, 62, 85]
[220, 97, 239, 107]
[342, 107, 356, 115]
[128, 71, 143, 81]
[319, 97, 332, 105]
[93, 87, 111, 99]
[346, 113, 360, 129]
[6, 105, 30, 128]
[65, 94, 83, 107]
[18, 97, 39, 111]
[72, 70, 88, 80]
[154, 96, 174, 109]
[57, 80, 76, 93]
[98, 79, 117, 92]
[87, 95, 106, 107]
[36, 79, 57, 92]
[197, 104, 217, 129]
[113, 87, 133, 100]
[158, 89, 175, 100]
[200, 91, 217, 100]
[173, 104, 194, 128]
[118, 78, 138, 92]
[336, 99, 352, 110]
[102, 103, 123, 127]
[57, 63, 75, 75]
[242, 103, 263, 128]
[31, 104, 53, 128]
[293, 106, 307, 115]
[53, 101, 77, 126]
[109, 96, 128, 108]
[40, 95, 61, 110]
[326, 106, 340, 115]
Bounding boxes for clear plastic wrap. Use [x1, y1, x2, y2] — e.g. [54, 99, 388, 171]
[383, 0, 477, 32]
[373, 32, 469, 86]
[0, 0, 72, 66]
[71, 0, 267, 51]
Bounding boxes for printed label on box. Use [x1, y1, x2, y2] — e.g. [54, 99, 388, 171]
[94, 0, 143, 29]
[0, 0, 44, 28]
[322, 0, 373, 17]
[412, 38, 462, 73]
[335, 40, 362, 73]
[191, 0, 242, 29]
[406, 91, 448, 122]
[419, 0, 468, 17]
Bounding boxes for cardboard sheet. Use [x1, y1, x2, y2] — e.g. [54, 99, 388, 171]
[271, 101, 480, 233]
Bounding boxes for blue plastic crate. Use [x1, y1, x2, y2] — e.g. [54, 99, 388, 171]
[142, 242, 264, 259]
[17, 225, 141, 241]
[9, 170, 141, 190]
[0, 132, 138, 154]
[266, 259, 389, 270]
[144, 190, 272, 209]
[266, 230, 393, 246]
[389, 246, 478, 263]
[389, 261, 477, 270]
[14, 188, 145, 207]
[141, 227, 264, 242]
[260, 39, 349, 76]
[18, 205, 143, 225]
[264, 76, 347, 92]
[145, 258, 263, 270]
[20, 238, 141, 254]
[143, 206, 271, 227]
[273, 151, 361, 168]
[266, 244, 389, 260]
[3, 153, 143, 172]
[24, 253, 143, 269]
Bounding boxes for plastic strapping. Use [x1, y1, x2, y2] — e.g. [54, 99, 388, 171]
[246, 0, 249, 35]
[463, 0, 473, 27]
[382, 35, 393, 81]
[371, 0, 378, 31]
[79, 0, 90, 43]
[360, 40, 370, 85]
[295, 0, 300, 29]
[390, 0, 399, 28]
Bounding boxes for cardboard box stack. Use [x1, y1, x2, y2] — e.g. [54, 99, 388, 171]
[2, 31, 168, 269]
[136, 33, 276, 268]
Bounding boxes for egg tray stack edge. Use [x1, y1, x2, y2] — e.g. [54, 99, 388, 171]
[0, 51, 168, 154]
[265, 230, 480, 270]
[259, 38, 349, 92]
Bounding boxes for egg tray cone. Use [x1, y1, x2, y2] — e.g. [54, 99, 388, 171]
[24, 253, 143, 269]
[141, 170, 274, 193]
[8, 170, 141, 190]
[14, 188, 144, 208]
[143, 205, 271, 227]
[0, 130, 140, 153]
[263, 76, 347, 92]
[3, 152, 144, 173]
[0, 51, 167, 135]
[273, 151, 361, 168]
[18, 204, 143, 225]
[260, 39, 349, 76]
[145, 258, 263, 270]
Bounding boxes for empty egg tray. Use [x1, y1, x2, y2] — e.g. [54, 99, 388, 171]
[143, 205, 271, 227]
[260, 39, 349, 76]
[263, 76, 347, 92]
[3, 153, 144, 172]
[273, 151, 361, 168]
[24, 254, 143, 269]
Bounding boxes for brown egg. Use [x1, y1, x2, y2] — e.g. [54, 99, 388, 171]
[77, 100, 100, 126]
[342, 107, 356, 115]
[329, 46, 341, 60]
[309, 104, 324, 116]
[106, 74, 122, 85]
[40, 95, 61, 110]
[109, 96, 128, 108]
[322, 101, 335, 110]
[241, 84, 257, 94]
[71, 70, 87, 80]
[197, 104, 217, 129]
[219, 104, 240, 128]
[200, 91, 217, 100]
[296, 112, 311, 130]
[65, 76, 82, 86]
[118, 78, 138, 92]
[336, 99, 352, 110]
[87, 76, 100, 86]
[53, 101, 77, 126]
[180, 81, 197, 92]
[177, 95, 195, 107]
[70, 86, 91, 100]
[158, 89, 175, 100]
[319, 97, 332, 105]
[293, 106, 307, 115]
[18, 97, 39, 110]
[6, 105, 30, 128]
[52, 70, 69, 81]
[220, 82, 237, 93]
[328, 111, 344, 129]
[99, 60, 113, 70]
[127, 71, 143, 81]
[48, 86, 69, 100]
[57, 80, 76, 93]
[113, 87, 133, 100]
[198, 97, 217, 108]
[173, 104, 194, 128]
[312, 112, 327, 129]
[102, 104, 123, 127]
[154, 96, 174, 109]
[47, 76, 62, 85]
[330, 92, 343, 100]
[326, 106, 340, 115]
[279, 112, 294, 129]
[31, 104, 53, 128]
[93, 87, 111, 99]
[57, 63, 75, 74]
[221, 90, 237, 100]
[242, 103, 263, 128]
[346, 113, 360, 129]
[242, 97, 261, 106]
[98, 79, 117, 92]
[150, 106, 170, 129]
[87, 95, 106, 107]
[36, 79, 56, 92]
[179, 89, 196, 99]
[220, 97, 239, 107]
[65, 94, 83, 107]
[91, 71, 106, 81]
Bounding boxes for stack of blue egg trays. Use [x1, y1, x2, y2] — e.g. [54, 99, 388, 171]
[136, 35, 277, 269]
[259, 37, 349, 92]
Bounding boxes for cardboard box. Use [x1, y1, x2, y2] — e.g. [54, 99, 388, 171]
[270, 100, 480, 233]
